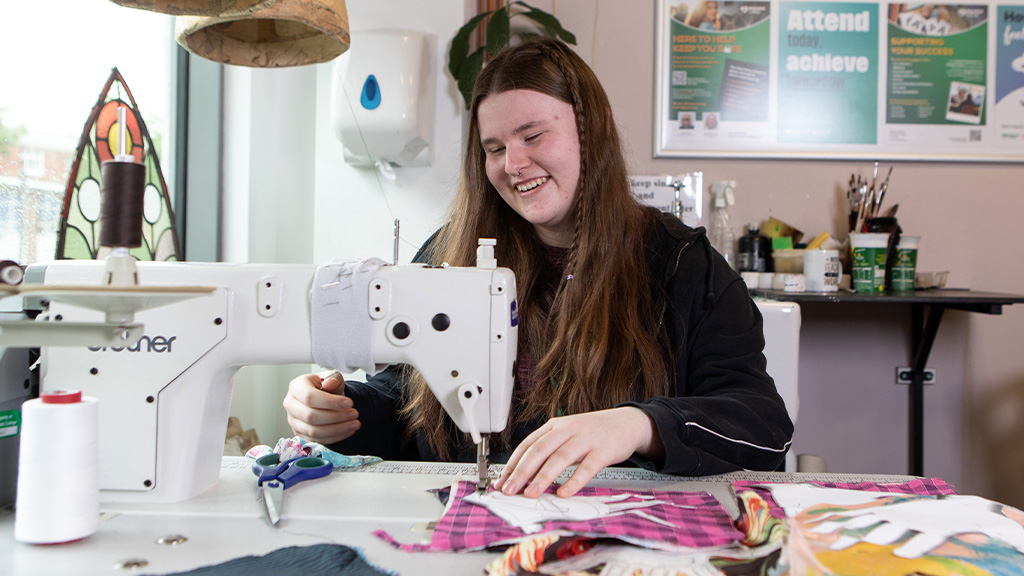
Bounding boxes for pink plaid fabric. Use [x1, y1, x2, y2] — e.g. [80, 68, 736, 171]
[375, 480, 744, 552]
[732, 477, 958, 519]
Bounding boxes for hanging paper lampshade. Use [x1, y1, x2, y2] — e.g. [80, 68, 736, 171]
[175, 0, 350, 68]
[108, 0, 276, 17]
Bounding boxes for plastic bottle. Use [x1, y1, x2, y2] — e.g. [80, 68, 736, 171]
[737, 222, 770, 272]
[709, 181, 736, 269]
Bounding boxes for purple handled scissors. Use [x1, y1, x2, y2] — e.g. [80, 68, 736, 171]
[252, 454, 332, 525]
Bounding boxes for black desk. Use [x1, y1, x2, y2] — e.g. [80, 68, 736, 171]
[750, 288, 1024, 477]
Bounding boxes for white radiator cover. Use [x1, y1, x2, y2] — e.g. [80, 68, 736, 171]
[756, 300, 801, 472]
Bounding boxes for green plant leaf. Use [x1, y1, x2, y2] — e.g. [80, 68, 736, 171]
[486, 5, 511, 57]
[512, 1, 577, 44]
[458, 47, 487, 109]
[511, 1, 538, 13]
[521, 8, 577, 44]
[449, 1, 577, 107]
[448, 11, 492, 78]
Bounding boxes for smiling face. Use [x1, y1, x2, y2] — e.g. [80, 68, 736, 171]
[707, 1, 719, 18]
[477, 89, 581, 248]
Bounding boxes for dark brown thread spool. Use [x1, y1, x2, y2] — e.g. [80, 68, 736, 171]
[0, 260, 23, 284]
[99, 160, 146, 248]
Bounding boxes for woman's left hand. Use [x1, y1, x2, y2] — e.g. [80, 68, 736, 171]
[493, 407, 664, 498]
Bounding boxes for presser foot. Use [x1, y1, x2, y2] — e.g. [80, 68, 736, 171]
[477, 435, 490, 493]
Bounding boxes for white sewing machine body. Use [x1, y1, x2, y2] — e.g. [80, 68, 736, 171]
[29, 259, 517, 503]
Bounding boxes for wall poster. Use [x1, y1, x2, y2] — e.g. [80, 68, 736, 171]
[654, 0, 1024, 161]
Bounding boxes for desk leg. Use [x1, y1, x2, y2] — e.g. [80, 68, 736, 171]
[909, 304, 944, 477]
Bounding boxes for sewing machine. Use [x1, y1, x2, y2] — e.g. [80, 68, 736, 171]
[25, 242, 517, 503]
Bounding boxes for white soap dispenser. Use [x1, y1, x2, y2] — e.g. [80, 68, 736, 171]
[331, 30, 437, 167]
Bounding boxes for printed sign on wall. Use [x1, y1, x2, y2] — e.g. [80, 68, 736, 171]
[655, 0, 1024, 161]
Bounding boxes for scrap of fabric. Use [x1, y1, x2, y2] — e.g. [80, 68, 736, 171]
[732, 477, 957, 520]
[788, 495, 1024, 575]
[734, 479, 1024, 576]
[245, 437, 382, 470]
[483, 488, 790, 575]
[462, 490, 694, 534]
[155, 543, 391, 576]
[804, 494, 1024, 558]
[375, 480, 744, 553]
[484, 534, 727, 576]
[484, 531, 787, 576]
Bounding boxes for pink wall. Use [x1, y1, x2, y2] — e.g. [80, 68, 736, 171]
[546, 0, 1024, 504]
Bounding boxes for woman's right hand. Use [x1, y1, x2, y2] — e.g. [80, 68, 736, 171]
[283, 372, 361, 445]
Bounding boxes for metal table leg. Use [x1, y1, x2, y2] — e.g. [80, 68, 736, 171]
[908, 304, 944, 477]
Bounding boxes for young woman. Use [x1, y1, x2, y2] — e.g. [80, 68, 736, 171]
[283, 38, 792, 498]
[685, 0, 722, 30]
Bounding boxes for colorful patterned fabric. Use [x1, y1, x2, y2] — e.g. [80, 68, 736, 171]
[732, 478, 958, 519]
[484, 534, 594, 575]
[735, 488, 787, 548]
[245, 437, 381, 470]
[480, 489, 794, 576]
[785, 494, 1024, 576]
[375, 480, 744, 553]
[484, 517, 787, 576]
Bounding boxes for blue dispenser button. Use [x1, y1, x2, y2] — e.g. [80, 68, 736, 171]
[361, 75, 381, 110]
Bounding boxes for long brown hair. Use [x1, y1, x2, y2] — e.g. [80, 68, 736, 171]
[402, 38, 671, 458]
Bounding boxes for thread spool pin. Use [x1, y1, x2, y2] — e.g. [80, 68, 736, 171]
[99, 104, 145, 289]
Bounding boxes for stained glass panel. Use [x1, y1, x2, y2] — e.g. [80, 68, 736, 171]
[57, 68, 180, 261]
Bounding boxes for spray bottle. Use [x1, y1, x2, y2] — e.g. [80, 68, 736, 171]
[709, 181, 737, 269]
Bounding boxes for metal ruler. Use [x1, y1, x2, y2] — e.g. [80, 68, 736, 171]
[343, 460, 917, 485]
[223, 457, 915, 484]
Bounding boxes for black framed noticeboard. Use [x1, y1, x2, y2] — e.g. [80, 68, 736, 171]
[654, 0, 1024, 161]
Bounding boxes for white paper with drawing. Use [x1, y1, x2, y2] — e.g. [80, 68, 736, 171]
[463, 491, 694, 534]
[760, 483, 1024, 558]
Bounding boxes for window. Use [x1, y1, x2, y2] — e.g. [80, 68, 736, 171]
[20, 152, 45, 179]
[0, 2, 175, 266]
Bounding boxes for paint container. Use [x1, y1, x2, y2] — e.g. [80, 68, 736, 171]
[803, 249, 841, 293]
[782, 273, 805, 293]
[866, 217, 902, 290]
[741, 271, 759, 290]
[771, 273, 786, 291]
[891, 236, 919, 292]
[849, 233, 890, 293]
[772, 249, 804, 274]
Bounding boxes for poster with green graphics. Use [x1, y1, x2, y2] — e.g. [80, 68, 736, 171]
[993, 5, 1024, 149]
[886, 4, 989, 126]
[663, 1, 772, 143]
[777, 2, 880, 144]
[655, 0, 1024, 160]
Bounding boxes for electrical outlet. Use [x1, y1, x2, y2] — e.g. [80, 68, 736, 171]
[896, 367, 936, 385]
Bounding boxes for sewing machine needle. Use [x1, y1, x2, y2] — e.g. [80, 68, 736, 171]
[477, 435, 490, 493]
[393, 218, 400, 265]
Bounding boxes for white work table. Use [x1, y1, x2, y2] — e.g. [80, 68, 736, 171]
[1, 458, 914, 576]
